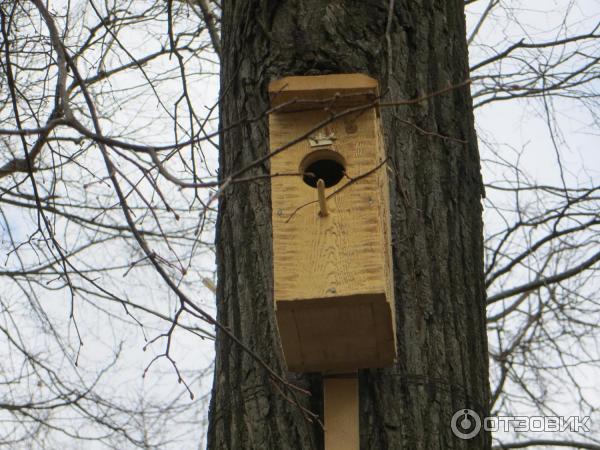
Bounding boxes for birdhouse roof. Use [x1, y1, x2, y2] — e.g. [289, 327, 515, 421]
[268, 74, 379, 112]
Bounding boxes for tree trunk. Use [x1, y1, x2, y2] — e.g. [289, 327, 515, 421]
[208, 1, 491, 449]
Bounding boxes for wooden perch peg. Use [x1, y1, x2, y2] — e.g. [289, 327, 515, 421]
[317, 178, 328, 217]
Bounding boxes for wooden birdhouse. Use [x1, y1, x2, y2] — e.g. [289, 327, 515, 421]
[268, 74, 396, 373]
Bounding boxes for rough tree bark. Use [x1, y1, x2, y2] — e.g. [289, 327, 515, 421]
[208, 1, 491, 449]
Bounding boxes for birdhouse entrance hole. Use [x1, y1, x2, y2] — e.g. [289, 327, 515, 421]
[300, 149, 346, 188]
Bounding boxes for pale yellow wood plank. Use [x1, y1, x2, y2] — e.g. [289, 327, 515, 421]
[324, 376, 359, 450]
[268, 74, 379, 111]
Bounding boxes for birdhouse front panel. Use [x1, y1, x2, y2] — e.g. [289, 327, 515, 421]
[268, 75, 396, 373]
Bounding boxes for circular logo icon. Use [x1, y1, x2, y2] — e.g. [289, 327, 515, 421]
[451, 409, 481, 440]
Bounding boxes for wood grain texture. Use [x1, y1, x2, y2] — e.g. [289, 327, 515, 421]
[269, 75, 395, 372]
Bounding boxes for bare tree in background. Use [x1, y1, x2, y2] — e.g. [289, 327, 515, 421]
[0, 0, 598, 449]
[468, 2, 600, 448]
[0, 1, 220, 447]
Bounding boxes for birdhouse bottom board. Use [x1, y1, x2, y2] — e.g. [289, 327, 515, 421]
[276, 293, 395, 373]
